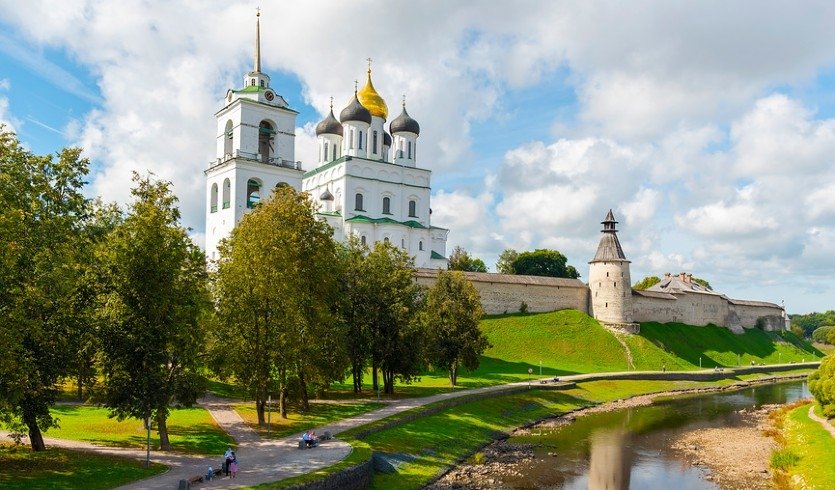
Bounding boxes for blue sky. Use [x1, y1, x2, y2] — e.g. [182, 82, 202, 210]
[2, 1, 835, 314]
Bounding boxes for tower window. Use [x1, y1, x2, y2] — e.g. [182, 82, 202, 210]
[247, 179, 262, 209]
[401, 238, 405, 249]
[606, 302, 608, 308]
[258, 120, 274, 162]
[614, 282, 617, 287]
[349, 129, 354, 149]
[373, 131, 378, 154]
[407, 141, 412, 159]
[251, 79, 256, 86]
[260, 80, 265, 87]
[210, 183, 218, 213]
[607, 272, 609, 277]
[384, 237, 390, 244]
[361, 235, 367, 245]
[408, 200, 417, 217]
[355, 193, 364, 211]
[419, 240, 423, 251]
[323, 141, 329, 162]
[382, 196, 391, 214]
[222, 178, 231, 209]
[358, 130, 363, 150]
[332, 144, 336, 160]
[224, 120, 233, 158]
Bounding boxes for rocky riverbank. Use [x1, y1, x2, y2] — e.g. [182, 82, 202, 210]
[671, 404, 778, 490]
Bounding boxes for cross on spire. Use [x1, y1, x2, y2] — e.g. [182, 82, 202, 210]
[402, 94, 406, 107]
[254, 7, 261, 73]
[354, 80, 358, 94]
[329, 96, 333, 110]
[367, 57, 373, 73]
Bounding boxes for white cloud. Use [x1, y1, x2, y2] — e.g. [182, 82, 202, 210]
[0, 79, 19, 133]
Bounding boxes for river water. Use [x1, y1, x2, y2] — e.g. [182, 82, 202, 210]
[496, 380, 810, 489]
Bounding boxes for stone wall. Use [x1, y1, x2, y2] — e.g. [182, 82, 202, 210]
[632, 290, 784, 332]
[730, 301, 785, 332]
[282, 456, 373, 490]
[413, 269, 588, 315]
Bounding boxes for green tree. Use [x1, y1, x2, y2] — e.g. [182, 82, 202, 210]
[812, 326, 835, 345]
[809, 355, 835, 418]
[792, 311, 835, 338]
[447, 245, 488, 273]
[495, 248, 519, 274]
[97, 174, 209, 450]
[633, 276, 661, 290]
[422, 271, 489, 386]
[0, 129, 90, 451]
[364, 242, 426, 394]
[511, 249, 580, 278]
[212, 185, 343, 419]
[337, 237, 373, 393]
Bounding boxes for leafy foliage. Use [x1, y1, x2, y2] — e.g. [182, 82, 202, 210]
[96, 173, 209, 450]
[812, 326, 835, 345]
[809, 355, 835, 417]
[792, 311, 835, 337]
[422, 271, 489, 386]
[510, 249, 580, 278]
[0, 128, 90, 450]
[447, 246, 488, 273]
[211, 185, 344, 419]
[495, 248, 518, 274]
[633, 275, 661, 290]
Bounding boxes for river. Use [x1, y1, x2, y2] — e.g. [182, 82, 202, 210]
[478, 380, 809, 489]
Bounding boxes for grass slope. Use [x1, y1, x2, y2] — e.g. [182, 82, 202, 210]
[0, 443, 166, 490]
[775, 403, 835, 488]
[234, 401, 384, 438]
[47, 406, 233, 455]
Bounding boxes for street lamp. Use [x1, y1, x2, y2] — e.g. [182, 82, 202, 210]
[528, 368, 533, 389]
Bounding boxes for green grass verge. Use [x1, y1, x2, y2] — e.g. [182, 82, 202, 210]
[0, 443, 166, 490]
[252, 440, 372, 489]
[773, 403, 835, 487]
[233, 401, 385, 438]
[47, 405, 233, 455]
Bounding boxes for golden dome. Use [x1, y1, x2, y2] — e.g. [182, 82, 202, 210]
[357, 69, 388, 120]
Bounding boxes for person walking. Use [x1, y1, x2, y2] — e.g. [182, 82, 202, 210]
[229, 453, 238, 479]
[223, 447, 234, 477]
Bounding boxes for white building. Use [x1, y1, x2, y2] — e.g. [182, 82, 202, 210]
[205, 13, 448, 267]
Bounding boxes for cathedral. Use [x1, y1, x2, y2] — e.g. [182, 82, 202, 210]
[205, 12, 449, 267]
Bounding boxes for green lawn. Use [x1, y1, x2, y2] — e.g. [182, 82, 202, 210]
[637, 322, 823, 368]
[0, 443, 166, 490]
[234, 401, 385, 438]
[47, 405, 233, 455]
[775, 403, 835, 488]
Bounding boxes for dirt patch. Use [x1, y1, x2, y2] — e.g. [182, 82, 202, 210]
[671, 405, 779, 490]
[425, 442, 534, 490]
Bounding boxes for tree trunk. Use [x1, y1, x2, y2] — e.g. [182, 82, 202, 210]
[77, 374, 84, 401]
[298, 369, 310, 412]
[23, 410, 46, 451]
[157, 412, 172, 451]
[279, 368, 288, 419]
[372, 362, 379, 392]
[383, 369, 394, 394]
[352, 361, 363, 393]
[256, 398, 266, 425]
[449, 364, 458, 387]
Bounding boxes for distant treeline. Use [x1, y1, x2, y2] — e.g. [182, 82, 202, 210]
[790, 310, 835, 338]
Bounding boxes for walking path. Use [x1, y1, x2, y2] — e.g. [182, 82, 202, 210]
[2, 363, 821, 489]
[807, 405, 835, 439]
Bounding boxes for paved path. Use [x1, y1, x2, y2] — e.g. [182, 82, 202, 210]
[807, 405, 835, 439]
[3, 363, 820, 489]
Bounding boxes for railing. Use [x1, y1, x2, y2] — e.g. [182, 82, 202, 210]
[209, 150, 302, 171]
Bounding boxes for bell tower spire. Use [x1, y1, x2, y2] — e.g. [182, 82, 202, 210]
[254, 7, 261, 73]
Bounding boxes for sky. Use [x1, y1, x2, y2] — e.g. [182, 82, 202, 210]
[2, 1, 835, 314]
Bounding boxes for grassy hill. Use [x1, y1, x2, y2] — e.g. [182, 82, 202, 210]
[466, 310, 824, 379]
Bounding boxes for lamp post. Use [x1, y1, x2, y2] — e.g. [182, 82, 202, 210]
[699, 357, 702, 369]
[528, 368, 533, 389]
[145, 414, 151, 469]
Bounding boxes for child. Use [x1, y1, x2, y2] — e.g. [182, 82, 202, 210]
[206, 466, 214, 481]
[229, 456, 238, 478]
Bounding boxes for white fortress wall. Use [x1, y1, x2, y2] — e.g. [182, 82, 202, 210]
[729, 300, 785, 331]
[413, 269, 589, 315]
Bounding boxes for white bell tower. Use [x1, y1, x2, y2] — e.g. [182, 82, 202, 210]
[205, 9, 303, 262]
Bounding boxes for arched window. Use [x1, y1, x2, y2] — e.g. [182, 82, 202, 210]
[251, 79, 256, 86]
[408, 200, 417, 217]
[349, 129, 355, 149]
[332, 144, 336, 160]
[419, 240, 423, 251]
[401, 238, 405, 249]
[384, 237, 390, 244]
[358, 130, 363, 150]
[259, 121, 274, 162]
[224, 120, 233, 158]
[210, 183, 218, 213]
[355, 193, 364, 211]
[260, 80, 265, 87]
[382, 196, 391, 214]
[323, 141, 329, 162]
[247, 179, 262, 209]
[222, 178, 231, 209]
[361, 235, 367, 245]
[407, 141, 412, 159]
[372, 131, 378, 154]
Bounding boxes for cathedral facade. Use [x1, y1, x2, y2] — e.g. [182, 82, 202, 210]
[205, 13, 448, 267]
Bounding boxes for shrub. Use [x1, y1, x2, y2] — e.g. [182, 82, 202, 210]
[519, 301, 528, 314]
[809, 355, 835, 418]
[770, 448, 801, 470]
[472, 452, 486, 465]
[812, 325, 835, 344]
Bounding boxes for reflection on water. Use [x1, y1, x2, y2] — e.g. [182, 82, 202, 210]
[499, 381, 809, 489]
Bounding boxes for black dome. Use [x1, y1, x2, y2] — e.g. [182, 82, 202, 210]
[390, 107, 420, 135]
[315, 109, 343, 136]
[383, 131, 392, 146]
[340, 95, 372, 125]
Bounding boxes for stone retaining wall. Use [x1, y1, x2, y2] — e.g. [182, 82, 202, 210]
[282, 455, 373, 490]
